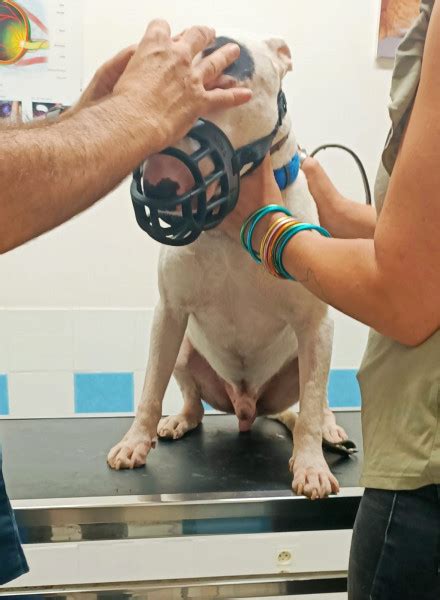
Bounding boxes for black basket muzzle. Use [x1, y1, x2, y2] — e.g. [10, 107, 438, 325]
[131, 91, 287, 246]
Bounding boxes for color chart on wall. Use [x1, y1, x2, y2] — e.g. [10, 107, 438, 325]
[0, 0, 82, 122]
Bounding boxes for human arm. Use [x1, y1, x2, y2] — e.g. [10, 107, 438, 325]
[0, 21, 252, 253]
[301, 157, 377, 239]
[224, 2, 440, 347]
[1, 46, 136, 135]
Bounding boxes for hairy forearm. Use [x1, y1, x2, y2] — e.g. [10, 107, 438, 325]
[0, 96, 160, 253]
[1, 108, 73, 133]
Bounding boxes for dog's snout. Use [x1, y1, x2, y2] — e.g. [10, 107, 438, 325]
[143, 154, 196, 198]
[143, 178, 179, 200]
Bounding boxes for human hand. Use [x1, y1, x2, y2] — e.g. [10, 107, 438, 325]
[301, 156, 344, 211]
[220, 155, 284, 243]
[75, 46, 136, 111]
[10, 101, 22, 124]
[113, 20, 252, 149]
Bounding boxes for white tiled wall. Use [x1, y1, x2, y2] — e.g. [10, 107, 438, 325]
[0, 308, 367, 418]
[0, 308, 211, 417]
[72, 309, 145, 372]
[8, 372, 74, 418]
[0, 309, 147, 376]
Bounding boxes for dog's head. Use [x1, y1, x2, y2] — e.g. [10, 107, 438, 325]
[143, 33, 293, 202]
[200, 34, 292, 146]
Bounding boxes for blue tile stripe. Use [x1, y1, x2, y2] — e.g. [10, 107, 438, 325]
[328, 369, 361, 408]
[205, 369, 361, 411]
[0, 370, 360, 418]
[0, 375, 9, 416]
[74, 373, 134, 414]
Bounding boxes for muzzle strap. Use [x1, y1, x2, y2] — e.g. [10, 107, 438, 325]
[235, 90, 288, 176]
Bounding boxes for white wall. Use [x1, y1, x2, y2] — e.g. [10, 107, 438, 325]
[0, 0, 392, 309]
[0, 1, 394, 418]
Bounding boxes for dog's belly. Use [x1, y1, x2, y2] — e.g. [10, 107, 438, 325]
[181, 335, 299, 428]
[186, 309, 298, 391]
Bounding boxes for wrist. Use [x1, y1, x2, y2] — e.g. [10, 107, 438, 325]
[105, 94, 167, 159]
[241, 206, 329, 282]
[252, 211, 286, 250]
[313, 191, 345, 234]
[302, 157, 345, 226]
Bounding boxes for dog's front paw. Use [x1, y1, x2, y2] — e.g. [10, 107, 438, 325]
[289, 450, 340, 500]
[107, 424, 157, 470]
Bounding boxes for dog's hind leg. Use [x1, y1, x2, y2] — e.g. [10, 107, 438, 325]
[157, 337, 205, 440]
[270, 408, 298, 434]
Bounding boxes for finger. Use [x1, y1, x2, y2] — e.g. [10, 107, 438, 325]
[204, 87, 252, 112]
[144, 18, 172, 41]
[181, 25, 215, 57]
[197, 43, 240, 84]
[260, 153, 274, 171]
[172, 28, 188, 42]
[102, 45, 137, 86]
[239, 155, 272, 191]
[110, 45, 137, 70]
[205, 74, 237, 92]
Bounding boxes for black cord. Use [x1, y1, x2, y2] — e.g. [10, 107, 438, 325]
[310, 144, 372, 206]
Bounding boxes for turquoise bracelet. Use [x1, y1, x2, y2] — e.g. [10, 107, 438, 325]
[274, 223, 331, 280]
[240, 205, 292, 263]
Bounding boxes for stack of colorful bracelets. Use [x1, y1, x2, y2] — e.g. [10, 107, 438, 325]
[240, 205, 331, 281]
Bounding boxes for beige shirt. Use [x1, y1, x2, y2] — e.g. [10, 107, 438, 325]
[358, 0, 440, 490]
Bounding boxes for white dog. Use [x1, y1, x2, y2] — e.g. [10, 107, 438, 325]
[108, 34, 348, 499]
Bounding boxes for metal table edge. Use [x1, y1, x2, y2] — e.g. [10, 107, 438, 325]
[12, 487, 364, 510]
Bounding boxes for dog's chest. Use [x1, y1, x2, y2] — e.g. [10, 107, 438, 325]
[159, 176, 322, 384]
[181, 234, 302, 383]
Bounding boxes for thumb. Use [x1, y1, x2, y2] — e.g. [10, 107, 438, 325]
[240, 153, 278, 199]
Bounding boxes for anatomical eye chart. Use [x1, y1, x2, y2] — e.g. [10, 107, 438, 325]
[0, 0, 82, 122]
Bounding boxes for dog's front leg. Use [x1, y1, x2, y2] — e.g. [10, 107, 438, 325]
[107, 302, 188, 470]
[290, 314, 340, 499]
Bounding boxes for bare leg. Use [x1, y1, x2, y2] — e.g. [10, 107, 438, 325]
[107, 303, 188, 470]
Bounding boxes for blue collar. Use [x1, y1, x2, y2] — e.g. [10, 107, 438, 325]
[273, 152, 300, 191]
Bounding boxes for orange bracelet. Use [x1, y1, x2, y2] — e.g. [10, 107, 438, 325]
[260, 217, 290, 276]
[261, 217, 301, 277]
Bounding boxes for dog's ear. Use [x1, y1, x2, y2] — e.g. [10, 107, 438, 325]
[265, 38, 292, 78]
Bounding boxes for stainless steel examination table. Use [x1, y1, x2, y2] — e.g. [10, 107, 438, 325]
[0, 412, 363, 599]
